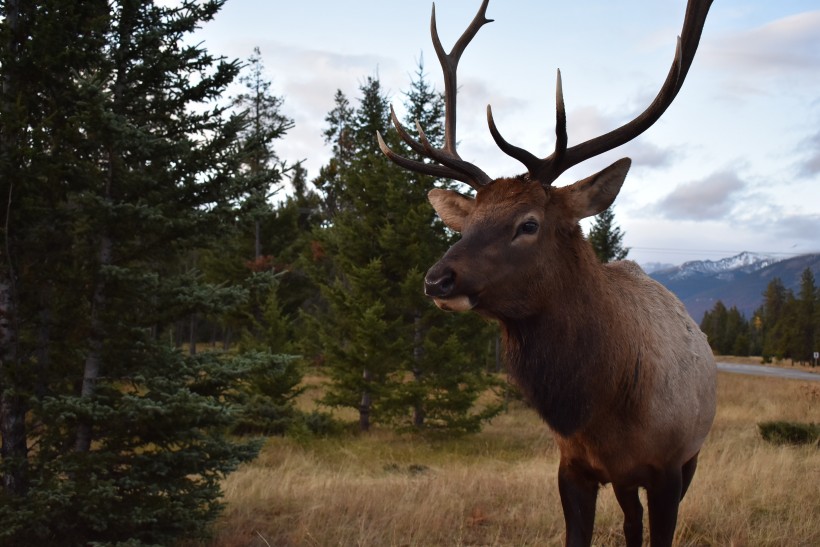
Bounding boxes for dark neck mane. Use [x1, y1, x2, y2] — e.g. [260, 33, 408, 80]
[498, 247, 628, 437]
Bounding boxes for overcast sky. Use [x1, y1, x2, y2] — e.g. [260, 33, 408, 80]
[192, 0, 820, 266]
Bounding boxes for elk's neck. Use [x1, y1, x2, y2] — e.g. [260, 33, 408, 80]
[499, 251, 622, 437]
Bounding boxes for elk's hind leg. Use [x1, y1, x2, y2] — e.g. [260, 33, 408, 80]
[646, 466, 683, 547]
[613, 484, 643, 547]
[680, 452, 699, 500]
[557, 461, 599, 547]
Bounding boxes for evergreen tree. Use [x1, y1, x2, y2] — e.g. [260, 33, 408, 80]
[700, 300, 750, 355]
[233, 46, 295, 260]
[0, 1, 277, 543]
[758, 277, 789, 361]
[305, 69, 501, 433]
[305, 76, 404, 431]
[313, 89, 354, 221]
[587, 206, 629, 263]
[795, 268, 818, 363]
[701, 301, 728, 353]
[381, 61, 501, 433]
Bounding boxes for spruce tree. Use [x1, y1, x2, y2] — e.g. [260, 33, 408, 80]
[380, 62, 501, 433]
[795, 268, 818, 363]
[0, 1, 274, 543]
[233, 46, 295, 260]
[305, 69, 501, 434]
[587, 206, 629, 263]
[759, 277, 790, 361]
[305, 76, 404, 431]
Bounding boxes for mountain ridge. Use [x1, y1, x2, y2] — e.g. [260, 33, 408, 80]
[646, 252, 820, 321]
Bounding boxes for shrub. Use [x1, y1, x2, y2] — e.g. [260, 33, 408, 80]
[758, 421, 820, 446]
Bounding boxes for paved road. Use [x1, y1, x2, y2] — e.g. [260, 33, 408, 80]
[716, 362, 820, 382]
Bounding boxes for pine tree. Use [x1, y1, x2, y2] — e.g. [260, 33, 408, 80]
[701, 301, 728, 353]
[0, 1, 276, 543]
[233, 46, 295, 260]
[795, 268, 818, 363]
[304, 76, 404, 431]
[379, 61, 502, 433]
[304, 68, 502, 434]
[759, 277, 790, 361]
[587, 206, 629, 263]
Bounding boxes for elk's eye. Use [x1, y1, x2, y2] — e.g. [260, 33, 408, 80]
[517, 220, 539, 236]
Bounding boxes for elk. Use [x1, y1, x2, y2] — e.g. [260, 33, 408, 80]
[377, 1, 716, 546]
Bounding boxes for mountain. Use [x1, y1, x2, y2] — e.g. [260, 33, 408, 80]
[647, 252, 820, 321]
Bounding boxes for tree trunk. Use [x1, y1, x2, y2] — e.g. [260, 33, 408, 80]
[75, 233, 111, 453]
[412, 312, 425, 428]
[0, 0, 29, 496]
[189, 313, 197, 355]
[0, 281, 27, 495]
[359, 368, 371, 432]
[254, 218, 261, 260]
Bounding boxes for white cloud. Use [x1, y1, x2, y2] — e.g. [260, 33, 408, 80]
[798, 130, 820, 177]
[656, 171, 747, 220]
[703, 10, 820, 95]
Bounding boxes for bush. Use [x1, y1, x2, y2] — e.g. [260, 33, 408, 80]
[758, 421, 820, 446]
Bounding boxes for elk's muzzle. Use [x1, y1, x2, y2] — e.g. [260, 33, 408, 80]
[424, 263, 475, 312]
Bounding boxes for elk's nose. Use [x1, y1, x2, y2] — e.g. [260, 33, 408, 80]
[424, 267, 456, 298]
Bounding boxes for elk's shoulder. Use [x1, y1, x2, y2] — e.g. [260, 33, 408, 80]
[604, 259, 648, 280]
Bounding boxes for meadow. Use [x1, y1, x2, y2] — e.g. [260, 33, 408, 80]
[205, 371, 820, 546]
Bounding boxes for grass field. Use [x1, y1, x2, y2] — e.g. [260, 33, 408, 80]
[204, 371, 820, 546]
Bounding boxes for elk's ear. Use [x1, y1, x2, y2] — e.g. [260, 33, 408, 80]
[564, 158, 631, 219]
[428, 188, 475, 232]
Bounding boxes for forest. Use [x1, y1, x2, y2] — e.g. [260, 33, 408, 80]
[0, 1, 506, 543]
[1, 2, 815, 546]
[699, 269, 820, 365]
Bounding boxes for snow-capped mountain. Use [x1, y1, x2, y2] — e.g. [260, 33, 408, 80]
[652, 251, 779, 281]
[648, 252, 820, 321]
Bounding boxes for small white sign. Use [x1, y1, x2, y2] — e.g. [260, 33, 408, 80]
[814, 352, 820, 360]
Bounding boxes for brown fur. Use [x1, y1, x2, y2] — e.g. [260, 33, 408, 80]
[425, 171, 716, 546]
[382, 2, 716, 542]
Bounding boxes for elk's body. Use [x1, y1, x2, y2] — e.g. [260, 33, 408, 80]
[378, 1, 716, 545]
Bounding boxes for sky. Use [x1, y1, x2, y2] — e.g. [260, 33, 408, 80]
[191, 0, 820, 267]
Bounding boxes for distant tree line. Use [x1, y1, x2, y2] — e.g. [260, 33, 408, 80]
[700, 268, 820, 364]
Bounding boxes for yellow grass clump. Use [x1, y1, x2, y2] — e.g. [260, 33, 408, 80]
[203, 372, 820, 546]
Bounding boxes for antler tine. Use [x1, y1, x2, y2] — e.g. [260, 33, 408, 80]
[432, 0, 493, 155]
[377, 0, 494, 191]
[487, 69, 568, 182]
[377, 131, 474, 184]
[492, 0, 713, 186]
[378, 106, 490, 189]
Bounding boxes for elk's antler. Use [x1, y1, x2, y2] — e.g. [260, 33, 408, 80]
[379, 0, 712, 190]
[489, 0, 714, 186]
[377, 0, 493, 191]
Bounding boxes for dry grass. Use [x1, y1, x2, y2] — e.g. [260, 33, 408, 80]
[203, 373, 820, 546]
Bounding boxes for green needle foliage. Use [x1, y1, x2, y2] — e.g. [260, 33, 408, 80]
[303, 67, 502, 435]
[0, 1, 291, 544]
[587, 206, 629, 263]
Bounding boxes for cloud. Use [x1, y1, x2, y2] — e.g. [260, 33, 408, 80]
[770, 213, 820, 241]
[798, 130, 820, 177]
[656, 170, 747, 220]
[703, 11, 820, 94]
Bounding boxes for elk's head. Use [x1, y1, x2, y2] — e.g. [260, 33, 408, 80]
[377, 0, 711, 319]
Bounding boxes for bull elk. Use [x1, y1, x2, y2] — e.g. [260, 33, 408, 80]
[377, 1, 716, 545]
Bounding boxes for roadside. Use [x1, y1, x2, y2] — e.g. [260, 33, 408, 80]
[716, 361, 820, 382]
[714, 354, 819, 375]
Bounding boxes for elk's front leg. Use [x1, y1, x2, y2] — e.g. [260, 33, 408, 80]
[613, 484, 644, 547]
[557, 460, 598, 547]
[646, 466, 683, 547]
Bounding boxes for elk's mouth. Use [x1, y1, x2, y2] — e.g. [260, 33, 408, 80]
[432, 294, 476, 312]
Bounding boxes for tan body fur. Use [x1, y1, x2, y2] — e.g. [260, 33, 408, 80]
[377, 2, 716, 543]
[426, 174, 716, 546]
